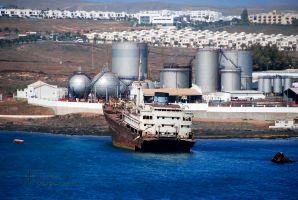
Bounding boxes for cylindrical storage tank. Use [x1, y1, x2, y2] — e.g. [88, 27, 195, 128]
[139, 43, 148, 79]
[195, 49, 219, 93]
[92, 72, 120, 97]
[220, 69, 241, 91]
[263, 76, 272, 94]
[112, 42, 148, 86]
[258, 76, 264, 92]
[146, 80, 155, 89]
[238, 50, 253, 90]
[68, 73, 91, 99]
[273, 76, 283, 94]
[283, 76, 293, 91]
[219, 50, 238, 70]
[241, 76, 252, 90]
[160, 64, 191, 88]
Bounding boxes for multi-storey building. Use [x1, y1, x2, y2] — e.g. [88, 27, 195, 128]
[249, 10, 298, 25]
[137, 9, 223, 25]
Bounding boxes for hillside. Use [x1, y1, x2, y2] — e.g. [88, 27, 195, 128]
[0, 18, 138, 33]
[0, 42, 196, 95]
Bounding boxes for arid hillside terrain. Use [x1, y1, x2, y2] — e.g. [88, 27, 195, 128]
[0, 42, 196, 95]
[0, 18, 141, 33]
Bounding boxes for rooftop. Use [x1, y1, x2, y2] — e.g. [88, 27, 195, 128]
[143, 88, 202, 96]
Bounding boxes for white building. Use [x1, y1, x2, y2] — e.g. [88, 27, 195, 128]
[0, 8, 224, 23]
[203, 90, 265, 102]
[86, 28, 298, 51]
[137, 9, 223, 25]
[249, 10, 298, 25]
[16, 81, 67, 101]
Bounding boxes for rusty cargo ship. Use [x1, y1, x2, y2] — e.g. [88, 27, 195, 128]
[103, 92, 196, 152]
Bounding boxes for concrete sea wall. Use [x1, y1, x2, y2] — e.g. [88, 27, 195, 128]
[28, 99, 298, 120]
[28, 98, 103, 115]
[181, 103, 298, 120]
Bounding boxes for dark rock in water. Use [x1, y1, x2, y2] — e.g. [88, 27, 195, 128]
[271, 152, 295, 164]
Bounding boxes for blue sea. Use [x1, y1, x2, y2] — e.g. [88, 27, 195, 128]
[0, 131, 298, 200]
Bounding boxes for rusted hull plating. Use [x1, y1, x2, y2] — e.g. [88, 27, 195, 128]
[104, 110, 195, 153]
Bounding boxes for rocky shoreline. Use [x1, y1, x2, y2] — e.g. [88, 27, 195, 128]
[1, 114, 298, 139]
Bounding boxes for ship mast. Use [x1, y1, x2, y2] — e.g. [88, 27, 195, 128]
[136, 44, 142, 107]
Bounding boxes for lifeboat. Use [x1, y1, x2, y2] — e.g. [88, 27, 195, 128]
[14, 139, 24, 144]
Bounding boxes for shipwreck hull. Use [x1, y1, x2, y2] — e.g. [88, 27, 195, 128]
[104, 110, 195, 152]
[136, 139, 195, 153]
[104, 111, 138, 150]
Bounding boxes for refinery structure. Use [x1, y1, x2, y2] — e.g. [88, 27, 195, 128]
[21, 40, 298, 121]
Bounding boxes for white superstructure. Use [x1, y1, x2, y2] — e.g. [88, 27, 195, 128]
[123, 104, 193, 139]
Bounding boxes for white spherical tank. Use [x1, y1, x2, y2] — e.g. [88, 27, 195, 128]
[68, 73, 91, 99]
[92, 72, 121, 97]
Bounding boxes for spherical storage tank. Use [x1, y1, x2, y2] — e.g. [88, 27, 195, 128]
[68, 72, 91, 99]
[112, 42, 148, 86]
[283, 76, 293, 91]
[92, 72, 121, 97]
[160, 64, 191, 88]
[273, 76, 282, 94]
[195, 49, 219, 93]
[263, 76, 272, 94]
[220, 69, 241, 91]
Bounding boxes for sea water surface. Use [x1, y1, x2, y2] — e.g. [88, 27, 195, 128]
[0, 131, 298, 200]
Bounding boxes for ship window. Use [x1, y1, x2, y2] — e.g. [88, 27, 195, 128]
[143, 116, 153, 120]
[162, 124, 164, 127]
[162, 117, 165, 119]
[183, 117, 191, 121]
[171, 125, 174, 127]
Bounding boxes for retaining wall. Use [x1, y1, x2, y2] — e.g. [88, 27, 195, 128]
[28, 98, 103, 115]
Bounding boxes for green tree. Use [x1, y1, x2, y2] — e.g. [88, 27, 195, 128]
[250, 44, 295, 71]
[240, 9, 249, 24]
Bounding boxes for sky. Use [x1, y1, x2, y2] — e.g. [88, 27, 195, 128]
[87, 0, 298, 8]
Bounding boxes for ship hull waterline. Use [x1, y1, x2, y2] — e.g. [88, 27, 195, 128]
[104, 110, 196, 153]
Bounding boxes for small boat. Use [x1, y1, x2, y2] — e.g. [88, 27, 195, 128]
[14, 139, 24, 144]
